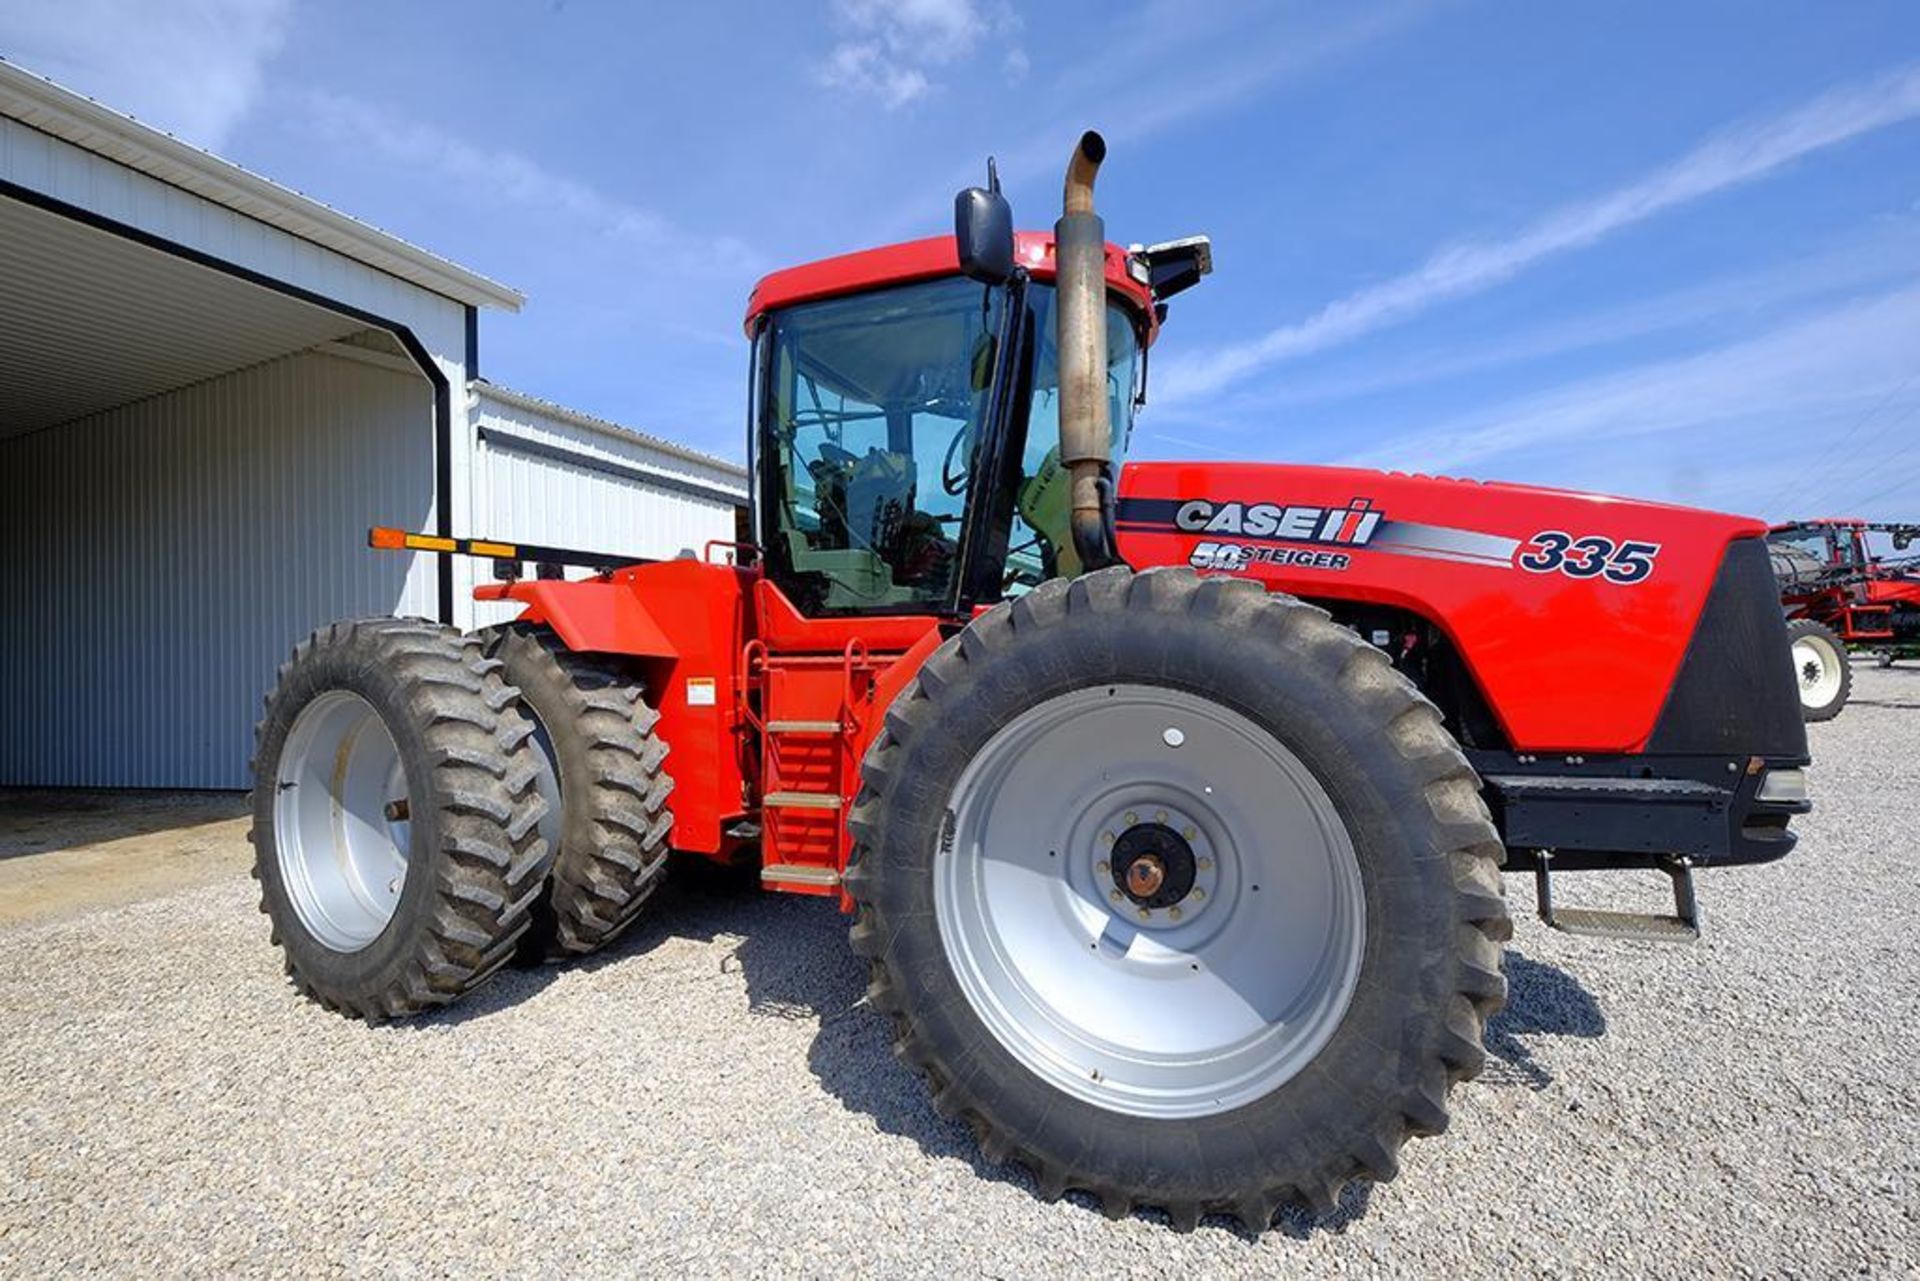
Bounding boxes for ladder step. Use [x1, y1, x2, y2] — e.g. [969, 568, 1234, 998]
[760, 863, 841, 888]
[764, 791, 843, 811]
[1544, 908, 1700, 943]
[1534, 853, 1700, 945]
[766, 720, 842, 734]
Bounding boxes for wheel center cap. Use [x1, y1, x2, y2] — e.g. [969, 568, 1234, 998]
[1125, 856, 1165, 898]
[1111, 823, 1197, 908]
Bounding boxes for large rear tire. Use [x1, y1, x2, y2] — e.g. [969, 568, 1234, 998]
[250, 619, 552, 1020]
[845, 568, 1511, 1231]
[487, 624, 674, 958]
[1787, 618, 1850, 722]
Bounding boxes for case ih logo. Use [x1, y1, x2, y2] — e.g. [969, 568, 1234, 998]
[1116, 494, 1535, 574]
[1173, 499, 1383, 545]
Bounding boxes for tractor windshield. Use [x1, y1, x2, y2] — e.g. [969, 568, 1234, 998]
[757, 275, 1141, 614]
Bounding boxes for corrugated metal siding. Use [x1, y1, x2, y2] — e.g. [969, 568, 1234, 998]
[0, 348, 435, 788]
[470, 387, 746, 628]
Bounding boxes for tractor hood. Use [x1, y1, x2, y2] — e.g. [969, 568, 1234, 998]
[1115, 460, 1773, 753]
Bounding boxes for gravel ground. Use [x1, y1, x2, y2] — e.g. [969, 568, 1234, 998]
[2, 664, 1915, 1277]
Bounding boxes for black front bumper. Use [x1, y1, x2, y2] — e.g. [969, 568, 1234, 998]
[1474, 751, 1809, 873]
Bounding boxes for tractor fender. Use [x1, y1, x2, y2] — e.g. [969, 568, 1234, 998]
[474, 577, 677, 658]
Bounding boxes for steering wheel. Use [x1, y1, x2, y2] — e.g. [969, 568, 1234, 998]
[941, 424, 974, 495]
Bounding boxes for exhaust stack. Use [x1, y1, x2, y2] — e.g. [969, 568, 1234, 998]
[1055, 130, 1118, 572]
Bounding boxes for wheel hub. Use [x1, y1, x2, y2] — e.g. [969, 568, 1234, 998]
[1112, 823, 1195, 908]
[1090, 801, 1219, 928]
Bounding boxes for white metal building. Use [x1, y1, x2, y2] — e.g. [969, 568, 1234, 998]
[0, 63, 746, 789]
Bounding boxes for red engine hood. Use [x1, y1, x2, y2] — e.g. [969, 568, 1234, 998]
[1115, 461, 1765, 753]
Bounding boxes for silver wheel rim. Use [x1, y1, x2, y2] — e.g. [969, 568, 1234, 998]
[527, 712, 564, 856]
[1793, 635, 1842, 707]
[274, 690, 412, 952]
[936, 684, 1366, 1120]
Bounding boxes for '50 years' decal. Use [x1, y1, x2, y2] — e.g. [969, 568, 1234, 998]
[1517, 531, 1660, 584]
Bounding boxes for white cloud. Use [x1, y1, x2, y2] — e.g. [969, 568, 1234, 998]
[818, 42, 934, 109]
[815, 0, 1021, 109]
[1162, 62, 1920, 405]
[870, 1, 1429, 237]
[1205, 218, 1920, 413]
[0, 0, 290, 150]
[297, 91, 762, 277]
[1337, 282, 1920, 490]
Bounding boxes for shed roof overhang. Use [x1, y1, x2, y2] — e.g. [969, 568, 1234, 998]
[0, 191, 420, 438]
[0, 58, 524, 313]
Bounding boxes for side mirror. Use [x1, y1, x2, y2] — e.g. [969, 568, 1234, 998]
[954, 158, 1014, 285]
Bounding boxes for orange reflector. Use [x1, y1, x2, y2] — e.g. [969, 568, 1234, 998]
[368, 526, 408, 550]
[470, 540, 517, 558]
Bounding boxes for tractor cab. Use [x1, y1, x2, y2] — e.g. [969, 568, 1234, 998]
[744, 225, 1206, 618]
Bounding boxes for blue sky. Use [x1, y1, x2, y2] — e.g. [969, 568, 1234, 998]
[6, 1, 1920, 519]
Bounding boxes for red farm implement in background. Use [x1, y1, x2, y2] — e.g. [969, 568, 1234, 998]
[1767, 518, 1920, 719]
[249, 134, 1810, 1231]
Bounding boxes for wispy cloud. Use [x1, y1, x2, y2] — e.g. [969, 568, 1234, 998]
[1335, 281, 1920, 514]
[1173, 217, 1920, 415]
[1036, 0, 1425, 177]
[1162, 62, 1920, 405]
[296, 91, 762, 276]
[816, 0, 1022, 109]
[871, 0, 1430, 237]
[0, 0, 290, 149]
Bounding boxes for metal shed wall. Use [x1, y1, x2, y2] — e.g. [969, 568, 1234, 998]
[0, 347, 435, 788]
[469, 384, 747, 626]
[0, 110, 487, 617]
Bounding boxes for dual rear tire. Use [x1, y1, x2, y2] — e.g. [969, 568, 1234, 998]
[489, 624, 674, 959]
[251, 619, 671, 1018]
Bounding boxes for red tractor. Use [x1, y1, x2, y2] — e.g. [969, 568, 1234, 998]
[1768, 518, 1920, 719]
[251, 135, 1810, 1230]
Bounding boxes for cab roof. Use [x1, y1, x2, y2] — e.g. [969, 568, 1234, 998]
[744, 231, 1158, 339]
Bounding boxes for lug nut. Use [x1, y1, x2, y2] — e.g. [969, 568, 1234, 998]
[1101, 831, 1115, 846]
[1192, 888, 1206, 901]
[1109, 889, 1124, 904]
[1124, 811, 1139, 826]
[1197, 856, 1212, 872]
[1182, 825, 1197, 841]
[1096, 860, 1109, 875]
[1155, 809, 1168, 824]
[1136, 907, 1151, 921]
[1168, 906, 1183, 921]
